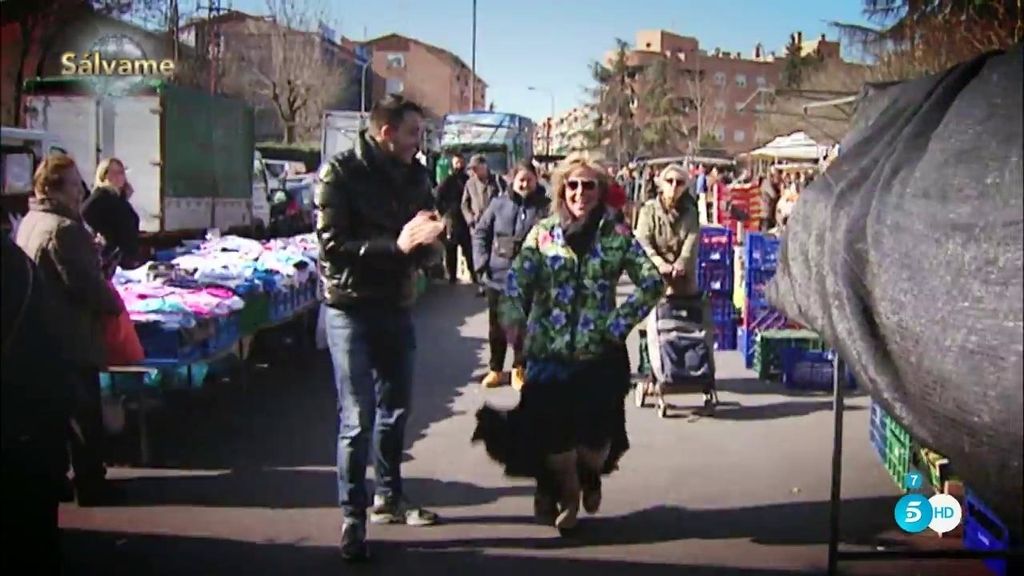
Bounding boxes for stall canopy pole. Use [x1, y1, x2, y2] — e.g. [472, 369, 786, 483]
[827, 355, 847, 575]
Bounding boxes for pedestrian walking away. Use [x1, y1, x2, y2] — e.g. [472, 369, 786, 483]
[472, 160, 551, 391]
[472, 152, 665, 534]
[434, 153, 476, 285]
[314, 95, 445, 563]
[461, 154, 502, 297]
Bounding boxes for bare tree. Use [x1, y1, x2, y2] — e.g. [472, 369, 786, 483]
[0, 0, 134, 125]
[756, 59, 873, 145]
[680, 53, 728, 152]
[221, 0, 342, 143]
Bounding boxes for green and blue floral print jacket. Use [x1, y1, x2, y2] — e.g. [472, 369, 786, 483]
[499, 211, 665, 362]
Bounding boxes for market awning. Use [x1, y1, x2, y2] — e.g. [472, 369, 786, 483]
[741, 131, 829, 161]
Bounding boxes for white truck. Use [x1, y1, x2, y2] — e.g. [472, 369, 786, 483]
[1, 127, 65, 237]
[21, 77, 269, 234]
[320, 110, 368, 167]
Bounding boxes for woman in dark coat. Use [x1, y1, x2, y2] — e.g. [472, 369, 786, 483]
[2, 235, 74, 574]
[472, 161, 551, 390]
[16, 153, 123, 506]
[82, 157, 141, 268]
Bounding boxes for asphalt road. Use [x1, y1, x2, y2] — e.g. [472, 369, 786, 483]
[60, 283, 987, 575]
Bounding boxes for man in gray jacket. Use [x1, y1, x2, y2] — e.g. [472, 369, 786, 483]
[460, 155, 501, 296]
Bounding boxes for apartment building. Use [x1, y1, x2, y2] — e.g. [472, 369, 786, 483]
[534, 105, 598, 155]
[606, 29, 844, 154]
[363, 33, 486, 119]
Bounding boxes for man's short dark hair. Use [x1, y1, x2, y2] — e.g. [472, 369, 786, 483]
[370, 95, 425, 132]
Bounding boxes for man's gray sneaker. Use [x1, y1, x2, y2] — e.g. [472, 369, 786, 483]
[340, 520, 369, 562]
[369, 495, 439, 526]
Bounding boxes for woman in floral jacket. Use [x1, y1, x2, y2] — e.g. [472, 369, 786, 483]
[472, 153, 664, 533]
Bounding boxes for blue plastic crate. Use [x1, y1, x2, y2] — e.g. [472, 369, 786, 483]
[714, 322, 737, 350]
[745, 232, 780, 271]
[699, 263, 733, 294]
[964, 490, 1012, 576]
[135, 323, 200, 362]
[699, 227, 733, 265]
[738, 327, 756, 368]
[869, 401, 886, 430]
[745, 267, 776, 300]
[710, 295, 735, 324]
[780, 348, 857, 391]
[745, 306, 792, 331]
[271, 289, 295, 321]
[868, 424, 884, 459]
[153, 249, 179, 263]
[204, 313, 241, 353]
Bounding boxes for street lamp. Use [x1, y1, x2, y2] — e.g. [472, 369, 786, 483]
[528, 86, 555, 156]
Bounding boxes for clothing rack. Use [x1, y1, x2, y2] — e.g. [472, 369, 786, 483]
[825, 357, 1022, 574]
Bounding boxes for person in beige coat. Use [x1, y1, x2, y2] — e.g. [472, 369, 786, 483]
[634, 164, 701, 297]
[15, 153, 123, 505]
[634, 163, 716, 374]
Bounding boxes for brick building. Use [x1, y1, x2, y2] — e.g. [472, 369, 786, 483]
[362, 33, 486, 120]
[181, 11, 376, 142]
[604, 29, 845, 155]
[534, 105, 598, 156]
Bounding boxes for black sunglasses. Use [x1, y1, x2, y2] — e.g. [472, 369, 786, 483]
[566, 179, 598, 192]
[665, 178, 686, 187]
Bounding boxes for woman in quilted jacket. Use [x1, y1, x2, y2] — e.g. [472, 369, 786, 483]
[472, 152, 664, 533]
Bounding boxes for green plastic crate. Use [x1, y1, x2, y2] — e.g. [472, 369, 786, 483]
[752, 329, 825, 381]
[885, 435, 914, 493]
[914, 446, 959, 492]
[239, 293, 270, 335]
[885, 413, 912, 447]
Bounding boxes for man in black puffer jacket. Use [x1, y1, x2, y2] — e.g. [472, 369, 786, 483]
[314, 95, 445, 562]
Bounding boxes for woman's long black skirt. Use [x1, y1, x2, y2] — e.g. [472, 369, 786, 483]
[472, 345, 632, 478]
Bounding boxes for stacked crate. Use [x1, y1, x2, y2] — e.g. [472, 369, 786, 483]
[751, 329, 825, 381]
[738, 231, 787, 368]
[964, 490, 1015, 576]
[697, 227, 737, 350]
[714, 183, 764, 233]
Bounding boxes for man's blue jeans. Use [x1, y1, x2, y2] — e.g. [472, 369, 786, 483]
[325, 304, 415, 522]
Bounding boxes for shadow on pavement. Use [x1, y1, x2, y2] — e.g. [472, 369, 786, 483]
[708, 401, 865, 421]
[106, 472, 530, 509]
[405, 495, 895, 551]
[61, 529, 822, 576]
[717, 378, 869, 399]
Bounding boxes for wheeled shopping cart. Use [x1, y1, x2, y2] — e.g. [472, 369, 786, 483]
[634, 294, 719, 418]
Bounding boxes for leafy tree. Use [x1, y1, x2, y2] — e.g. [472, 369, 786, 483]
[637, 57, 688, 156]
[781, 33, 822, 88]
[585, 38, 641, 164]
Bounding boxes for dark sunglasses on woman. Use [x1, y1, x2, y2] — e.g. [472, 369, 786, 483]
[566, 179, 597, 192]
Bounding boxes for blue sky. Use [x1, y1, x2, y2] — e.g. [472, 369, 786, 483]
[232, 0, 871, 121]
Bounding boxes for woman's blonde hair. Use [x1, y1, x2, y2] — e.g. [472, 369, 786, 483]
[657, 163, 689, 183]
[33, 153, 79, 198]
[550, 151, 612, 213]
[94, 157, 126, 190]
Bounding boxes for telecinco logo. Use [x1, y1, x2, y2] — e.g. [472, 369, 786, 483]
[893, 471, 962, 534]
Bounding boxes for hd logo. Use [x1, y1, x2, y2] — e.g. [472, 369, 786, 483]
[893, 471, 962, 534]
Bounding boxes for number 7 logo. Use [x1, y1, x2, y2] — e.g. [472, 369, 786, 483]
[904, 472, 923, 490]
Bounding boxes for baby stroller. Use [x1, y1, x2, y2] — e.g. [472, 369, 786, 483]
[634, 294, 719, 418]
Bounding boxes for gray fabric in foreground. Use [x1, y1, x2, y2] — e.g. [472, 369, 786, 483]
[767, 45, 1023, 536]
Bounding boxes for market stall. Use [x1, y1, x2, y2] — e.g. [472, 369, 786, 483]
[101, 232, 430, 464]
